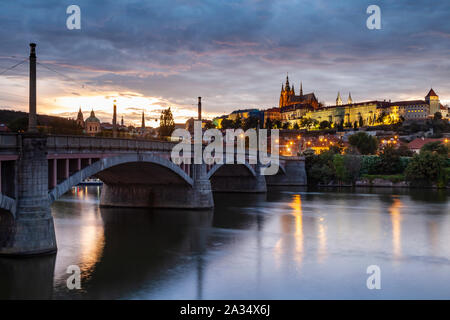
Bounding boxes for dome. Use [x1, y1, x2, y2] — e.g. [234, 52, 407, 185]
[85, 110, 100, 123]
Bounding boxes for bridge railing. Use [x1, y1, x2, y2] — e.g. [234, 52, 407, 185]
[46, 135, 177, 153]
[0, 133, 19, 154]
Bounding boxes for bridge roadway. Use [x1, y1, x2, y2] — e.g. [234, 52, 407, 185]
[0, 133, 306, 256]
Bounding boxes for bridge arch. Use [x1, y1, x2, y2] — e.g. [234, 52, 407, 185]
[207, 162, 256, 180]
[207, 162, 266, 193]
[48, 154, 193, 203]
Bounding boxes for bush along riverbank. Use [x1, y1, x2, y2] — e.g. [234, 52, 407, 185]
[304, 141, 450, 188]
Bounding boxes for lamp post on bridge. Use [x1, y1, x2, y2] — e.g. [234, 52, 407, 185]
[28, 43, 38, 133]
[198, 96, 202, 121]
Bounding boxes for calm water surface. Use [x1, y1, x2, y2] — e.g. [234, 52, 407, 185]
[1, 186, 449, 299]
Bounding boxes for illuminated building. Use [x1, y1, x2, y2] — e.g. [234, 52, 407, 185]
[262, 107, 281, 127]
[279, 75, 319, 109]
[290, 89, 442, 129]
[425, 88, 441, 115]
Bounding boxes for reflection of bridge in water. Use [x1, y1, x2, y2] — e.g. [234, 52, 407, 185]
[0, 190, 268, 299]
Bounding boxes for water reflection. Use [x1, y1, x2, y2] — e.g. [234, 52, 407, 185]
[389, 197, 403, 260]
[0, 255, 56, 299]
[317, 219, 327, 263]
[0, 186, 448, 299]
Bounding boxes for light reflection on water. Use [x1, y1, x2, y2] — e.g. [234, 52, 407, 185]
[0, 186, 449, 299]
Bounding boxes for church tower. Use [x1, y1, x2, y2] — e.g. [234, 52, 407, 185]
[348, 92, 353, 104]
[425, 88, 440, 115]
[336, 92, 343, 106]
[76, 107, 84, 128]
[279, 74, 293, 108]
[300, 82, 303, 97]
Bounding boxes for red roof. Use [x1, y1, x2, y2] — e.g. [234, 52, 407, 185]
[407, 138, 444, 150]
[426, 88, 438, 97]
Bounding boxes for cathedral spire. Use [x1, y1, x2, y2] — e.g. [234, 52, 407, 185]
[348, 92, 353, 104]
[336, 92, 343, 106]
[300, 82, 303, 97]
[76, 107, 84, 128]
[285, 73, 290, 91]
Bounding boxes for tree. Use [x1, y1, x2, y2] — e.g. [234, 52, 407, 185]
[333, 154, 348, 184]
[420, 141, 449, 157]
[377, 145, 402, 174]
[336, 119, 344, 131]
[293, 122, 300, 130]
[204, 121, 216, 130]
[344, 155, 362, 182]
[305, 150, 336, 186]
[319, 120, 331, 130]
[273, 120, 282, 129]
[221, 118, 234, 129]
[358, 116, 364, 128]
[159, 107, 175, 137]
[348, 132, 378, 155]
[434, 112, 443, 120]
[405, 151, 447, 187]
[377, 111, 388, 124]
[395, 144, 414, 157]
[232, 115, 242, 129]
[242, 116, 259, 131]
[7, 116, 28, 132]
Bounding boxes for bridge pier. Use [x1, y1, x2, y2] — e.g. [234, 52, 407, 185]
[265, 157, 307, 186]
[0, 134, 56, 256]
[100, 163, 214, 209]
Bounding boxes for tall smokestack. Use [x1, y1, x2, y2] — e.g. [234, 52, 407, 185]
[198, 97, 202, 121]
[28, 43, 37, 133]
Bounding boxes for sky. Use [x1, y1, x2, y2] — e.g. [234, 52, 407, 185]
[0, 0, 449, 126]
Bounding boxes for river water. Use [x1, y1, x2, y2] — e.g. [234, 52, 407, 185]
[0, 186, 449, 299]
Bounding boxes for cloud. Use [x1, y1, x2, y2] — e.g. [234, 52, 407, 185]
[0, 0, 449, 120]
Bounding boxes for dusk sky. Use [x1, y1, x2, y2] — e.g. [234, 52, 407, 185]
[0, 0, 449, 126]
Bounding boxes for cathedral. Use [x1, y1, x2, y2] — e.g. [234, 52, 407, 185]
[279, 75, 319, 110]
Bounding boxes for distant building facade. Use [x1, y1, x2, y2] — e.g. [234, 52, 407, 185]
[85, 110, 101, 136]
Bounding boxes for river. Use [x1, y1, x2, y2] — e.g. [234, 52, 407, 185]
[0, 186, 449, 299]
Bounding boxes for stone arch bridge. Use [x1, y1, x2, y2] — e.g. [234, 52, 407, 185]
[0, 133, 306, 256]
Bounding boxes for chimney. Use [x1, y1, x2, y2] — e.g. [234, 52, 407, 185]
[28, 43, 38, 133]
[198, 97, 202, 121]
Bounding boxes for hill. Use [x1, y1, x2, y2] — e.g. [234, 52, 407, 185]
[0, 109, 83, 135]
